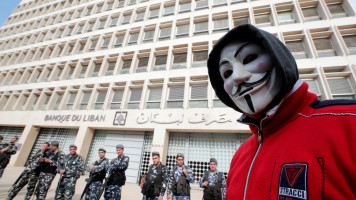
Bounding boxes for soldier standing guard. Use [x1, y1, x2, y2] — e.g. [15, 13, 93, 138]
[55, 144, 84, 200]
[141, 151, 168, 200]
[104, 144, 129, 200]
[84, 148, 109, 200]
[199, 158, 226, 200]
[167, 153, 195, 200]
[35, 141, 65, 200]
[7, 141, 51, 200]
[0, 136, 19, 178]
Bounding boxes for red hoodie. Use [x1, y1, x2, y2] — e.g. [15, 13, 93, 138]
[226, 81, 356, 200]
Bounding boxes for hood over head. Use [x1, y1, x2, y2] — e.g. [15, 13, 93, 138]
[207, 24, 299, 113]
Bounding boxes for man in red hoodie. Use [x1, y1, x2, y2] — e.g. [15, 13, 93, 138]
[207, 24, 356, 200]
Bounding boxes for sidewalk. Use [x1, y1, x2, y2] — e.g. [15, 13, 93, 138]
[0, 167, 203, 200]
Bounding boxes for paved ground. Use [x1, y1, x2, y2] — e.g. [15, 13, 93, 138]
[0, 167, 204, 200]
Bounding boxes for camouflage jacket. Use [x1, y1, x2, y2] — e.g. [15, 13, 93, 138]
[143, 163, 168, 196]
[0, 142, 18, 157]
[58, 153, 84, 179]
[167, 165, 195, 195]
[27, 149, 51, 171]
[108, 154, 129, 173]
[199, 169, 227, 200]
[87, 157, 109, 174]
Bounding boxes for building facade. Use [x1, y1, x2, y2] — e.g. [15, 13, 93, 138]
[0, 0, 355, 184]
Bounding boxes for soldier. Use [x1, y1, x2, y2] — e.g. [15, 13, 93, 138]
[104, 144, 129, 200]
[0, 136, 19, 178]
[7, 141, 51, 200]
[35, 141, 65, 200]
[141, 151, 168, 200]
[55, 144, 84, 200]
[199, 158, 226, 200]
[84, 148, 109, 200]
[167, 153, 195, 200]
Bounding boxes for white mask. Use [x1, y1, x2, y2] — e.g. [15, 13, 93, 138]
[219, 41, 280, 116]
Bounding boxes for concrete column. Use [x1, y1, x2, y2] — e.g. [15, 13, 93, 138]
[74, 125, 94, 162]
[150, 127, 169, 164]
[11, 125, 39, 166]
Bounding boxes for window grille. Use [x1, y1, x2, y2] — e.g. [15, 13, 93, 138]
[179, 2, 191, 13]
[66, 92, 77, 110]
[80, 91, 92, 110]
[176, 24, 189, 38]
[129, 33, 139, 44]
[110, 89, 124, 109]
[196, 0, 209, 9]
[173, 53, 187, 69]
[136, 57, 149, 73]
[159, 27, 171, 40]
[153, 55, 167, 71]
[164, 5, 175, 16]
[327, 77, 355, 99]
[136, 12, 145, 21]
[167, 85, 184, 108]
[144, 30, 155, 42]
[194, 21, 208, 35]
[189, 84, 208, 108]
[95, 90, 107, 110]
[149, 9, 159, 19]
[128, 88, 142, 109]
[147, 87, 162, 109]
[192, 50, 208, 67]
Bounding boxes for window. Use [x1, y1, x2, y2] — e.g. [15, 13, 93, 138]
[110, 89, 124, 109]
[87, 22, 94, 32]
[66, 66, 75, 79]
[213, 17, 229, 33]
[95, 90, 107, 110]
[327, 77, 355, 99]
[121, 59, 132, 74]
[114, 35, 125, 47]
[167, 85, 184, 108]
[277, 10, 296, 25]
[89, 39, 98, 51]
[143, 30, 155, 42]
[117, 0, 125, 8]
[128, 88, 142, 109]
[136, 57, 149, 73]
[213, 92, 225, 107]
[86, 7, 92, 16]
[80, 91, 92, 110]
[254, 7, 273, 27]
[129, 0, 136, 5]
[194, 21, 208, 35]
[41, 93, 51, 110]
[92, 63, 101, 77]
[153, 55, 167, 71]
[79, 65, 87, 78]
[122, 14, 132, 24]
[98, 19, 106, 29]
[164, 5, 175, 16]
[107, 2, 114, 10]
[302, 6, 321, 22]
[213, 0, 226, 7]
[233, 14, 250, 26]
[67, 27, 73, 36]
[176, 24, 189, 38]
[285, 40, 308, 59]
[110, 17, 119, 27]
[313, 37, 337, 57]
[192, 50, 208, 67]
[303, 79, 321, 99]
[136, 11, 145, 21]
[327, 2, 347, 18]
[77, 24, 84, 34]
[196, 0, 209, 10]
[30, 94, 40, 110]
[159, 26, 171, 41]
[66, 92, 77, 110]
[96, 4, 103, 13]
[128, 32, 139, 45]
[231, 0, 246, 3]
[179, 2, 191, 13]
[343, 34, 356, 55]
[149, 8, 159, 19]
[146, 87, 162, 108]
[189, 84, 208, 108]
[106, 61, 116, 75]
[102, 37, 111, 49]
[53, 93, 63, 110]
[172, 52, 187, 69]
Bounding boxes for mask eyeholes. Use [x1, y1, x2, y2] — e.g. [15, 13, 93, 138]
[243, 54, 258, 65]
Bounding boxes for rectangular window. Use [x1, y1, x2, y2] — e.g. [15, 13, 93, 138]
[110, 89, 124, 109]
[213, 18, 228, 33]
[146, 87, 162, 109]
[285, 40, 308, 59]
[107, 3, 113, 10]
[213, 92, 225, 107]
[128, 88, 142, 109]
[153, 55, 167, 71]
[79, 65, 87, 78]
[327, 77, 354, 99]
[121, 59, 132, 74]
[128, 33, 139, 45]
[342, 35, 356, 55]
[129, 0, 136, 5]
[106, 61, 116, 76]
[80, 91, 91, 110]
[194, 21, 208, 35]
[66, 67, 75, 79]
[167, 85, 184, 108]
[67, 27, 73, 36]
[95, 90, 107, 110]
[159, 27, 171, 41]
[77, 25, 84, 34]
[89, 40, 98, 51]
[136, 12, 145, 21]
[196, 0, 209, 10]
[87, 22, 94, 32]
[102, 38, 111, 49]
[313, 37, 337, 57]
[136, 57, 149, 73]
[176, 24, 189, 38]
[66, 92, 77, 110]
[53, 93, 63, 110]
[302, 7, 321, 22]
[179, 2, 191, 13]
[328, 3, 347, 18]
[117, 0, 124, 8]
[255, 13, 272, 27]
[192, 50, 208, 67]
[110, 17, 119, 27]
[30, 94, 40, 110]
[122, 14, 131, 24]
[114, 35, 124, 47]
[143, 30, 155, 42]
[164, 5, 175, 16]
[189, 84, 208, 108]
[96, 5, 103, 13]
[41, 93, 51, 110]
[172, 53, 186, 69]
[303, 79, 321, 99]
[213, 0, 226, 7]
[277, 10, 295, 25]
[92, 63, 101, 77]
[149, 9, 159, 19]
[98, 19, 106, 29]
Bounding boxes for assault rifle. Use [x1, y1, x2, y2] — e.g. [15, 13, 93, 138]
[96, 166, 114, 200]
[80, 173, 94, 200]
[55, 173, 64, 196]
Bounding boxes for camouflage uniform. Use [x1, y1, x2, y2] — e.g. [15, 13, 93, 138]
[85, 157, 109, 200]
[55, 153, 84, 200]
[0, 142, 18, 178]
[104, 154, 129, 200]
[167, 165, 195, 200]
[199, 170, 227, 200]
[142, 163, 168, 200]
[35, 150, 65, 200]
[7, 149, 51, 200]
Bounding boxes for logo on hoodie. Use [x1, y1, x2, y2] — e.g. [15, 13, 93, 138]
[278, 163, 308, 200]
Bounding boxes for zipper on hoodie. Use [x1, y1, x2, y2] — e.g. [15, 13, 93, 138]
[243, 120, 265, 200]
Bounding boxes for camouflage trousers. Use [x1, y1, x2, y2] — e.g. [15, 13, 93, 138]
[7, 170, 39, 200]
[172, 195, 190, 200]
[55, 176, 78, 200]
[104, 184, 122, 200]
[142, 196, 160, 200]
[35, 172, 56, 200]
[85, 181, 102, 200]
